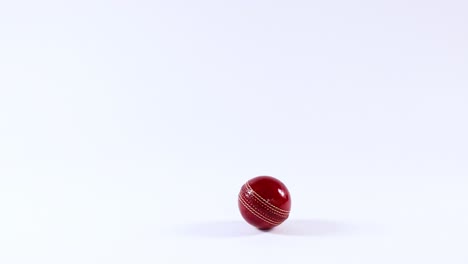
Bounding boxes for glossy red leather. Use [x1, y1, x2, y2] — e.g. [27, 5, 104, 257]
[238, 176, 291, 230]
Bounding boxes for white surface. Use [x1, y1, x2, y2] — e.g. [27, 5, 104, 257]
[1, 1, 467, 263]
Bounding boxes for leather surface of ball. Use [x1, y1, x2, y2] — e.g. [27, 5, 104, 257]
[238, 175, 291, 230]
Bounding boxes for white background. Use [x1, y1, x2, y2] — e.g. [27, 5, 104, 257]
[1, 0, 467, 263]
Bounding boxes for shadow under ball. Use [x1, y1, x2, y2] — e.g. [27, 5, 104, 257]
[238, 176, 291, 230]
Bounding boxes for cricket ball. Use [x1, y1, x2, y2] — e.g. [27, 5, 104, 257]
[238, 176, 291, 230]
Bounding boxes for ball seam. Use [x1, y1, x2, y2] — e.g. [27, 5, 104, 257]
[240, 184, 289, 219]
[239, 194, 282, 226]
[245, 183, 290, 215]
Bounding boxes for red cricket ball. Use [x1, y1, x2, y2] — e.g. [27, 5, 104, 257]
[238, 176, 291, 230]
